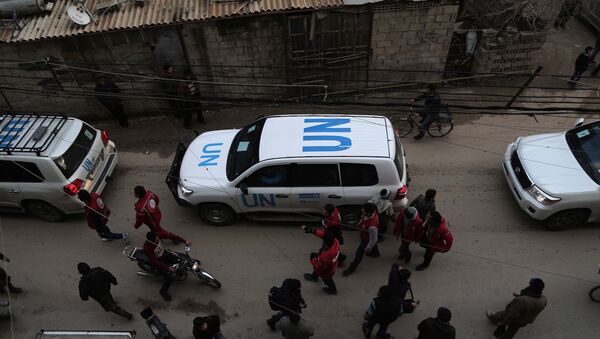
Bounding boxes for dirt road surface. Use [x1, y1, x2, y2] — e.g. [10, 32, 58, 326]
[1, 113, 600, 339]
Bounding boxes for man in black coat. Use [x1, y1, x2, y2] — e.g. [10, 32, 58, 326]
[267, 278, 306, 331]
[95, 78, 129, 127]
[0, 253, 22, 294]
[363, 285, 402, 339]
[569, 47, 592, 89]
[193, 315, 223, 339]
[417, 307, 456, 339]
[78, 262, 132, 320]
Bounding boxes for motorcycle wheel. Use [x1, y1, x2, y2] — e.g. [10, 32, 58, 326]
[137, 261, 188, 281]
[194, 268, 222, 289]
[137, 261, 153, 272]
[589, 285, 600, 302]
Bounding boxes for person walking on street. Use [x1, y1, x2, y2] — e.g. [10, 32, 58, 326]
[143, 232, 179, 301]
[181, 69, 205, 128]
[569, 46, 592, 89]
[409, 189, 436, 221]
[303, 204, 346, 265]
[416, 211, 453, 271]
[193, 315, 225, 339]
[486, 278, 547, 339]
[343, 203, 380, 276]
[362, 285, 402, 339]
[275, 314, 314, 339]
[394, 207, 424, 264]
[411, 84, 442, 140]
[302, 225, 340, 295]
[416, 307, 456, 339]
[77, 262, 133, 320]
[554, 0, 581, 28]
[388, 263, 413, 300]
[94, 78, 129, 128]
[0, 253, 22, 294]
[77, 190, 128, 242]
[267, 278, 306, 331]
[134, 186, 190, 244]
[368, 189, 394, 241]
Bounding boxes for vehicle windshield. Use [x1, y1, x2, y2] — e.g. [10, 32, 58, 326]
[226, 118, 266, 181]
[566, 121, 600, 184]
[54, 124, 96, 179]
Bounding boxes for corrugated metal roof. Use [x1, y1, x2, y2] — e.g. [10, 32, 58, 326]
[0, 0, 343, 43]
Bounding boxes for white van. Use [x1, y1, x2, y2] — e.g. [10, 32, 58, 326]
[166, 115, 409, 225]
[0, 113, 118, 221]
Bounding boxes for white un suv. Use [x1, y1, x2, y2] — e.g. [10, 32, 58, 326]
[503, 119, 600, 230]
[0, 113, 118, 221]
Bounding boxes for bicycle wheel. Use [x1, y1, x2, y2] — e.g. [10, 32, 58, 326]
[589, 285, 600, 302]
[427, 120, 454, 137]
[390, 116, 414, 138]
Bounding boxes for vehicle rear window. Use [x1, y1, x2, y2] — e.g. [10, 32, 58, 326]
[0, 160, 44, 183]
[291, 164, 340, 187]
[394, 135, 405, 179]
[53, 124, 96, 179]
[340, 163, 378, 186]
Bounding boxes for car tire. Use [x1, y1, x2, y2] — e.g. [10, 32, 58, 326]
[25, 200, 65, 222]
[339, 206, 362, 231]
[198, 203, 237, 226]
[545, 209, 588, 231]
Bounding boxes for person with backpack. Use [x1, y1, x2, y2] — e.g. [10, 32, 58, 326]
[394, 207, 424, 264]
[343, 203, 380, 276]
[409, 189, 436, 222]
[416, 211, 453, 271]
[362, 285, 402, 339]
[302, 225, 340, 295]
[267, 278, 306, 331]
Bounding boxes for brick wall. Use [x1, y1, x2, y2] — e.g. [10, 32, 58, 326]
[369, 2, 459, 84]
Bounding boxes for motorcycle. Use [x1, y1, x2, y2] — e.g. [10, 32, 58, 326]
[123, 244, 221, 289]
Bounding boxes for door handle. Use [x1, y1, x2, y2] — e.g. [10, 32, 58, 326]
[328, 194, 342, 199]
[275, 194, 289, 198]
[8, 189, 19, 193]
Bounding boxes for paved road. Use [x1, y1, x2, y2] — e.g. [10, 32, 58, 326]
[1, 114, 599, 339]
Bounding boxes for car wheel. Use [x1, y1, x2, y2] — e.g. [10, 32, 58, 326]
[198, 203, 236, 226]
[545, 209, 588, 231]
[25, 201, 65, 222]
[339, 206, 361, 231]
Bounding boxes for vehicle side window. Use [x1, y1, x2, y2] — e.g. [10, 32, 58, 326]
[245, 165, 290, 187]
[340, 163, 379, 186]
[292, 164, 340, 187]
[0, 160, 44, 183]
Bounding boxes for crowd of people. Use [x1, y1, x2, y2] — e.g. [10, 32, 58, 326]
[0, 184, 547, 339]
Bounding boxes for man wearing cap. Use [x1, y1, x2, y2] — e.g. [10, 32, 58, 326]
[486, 278, 547, 339]
[394, 207, 423, 264]
[416, 307, 456, 339]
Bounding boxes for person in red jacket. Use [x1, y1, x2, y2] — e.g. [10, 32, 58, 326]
[77, 190, 128, 241]
[302, 225, 340, 295]
[343, 203, 380, 276]
[134, 186, 189, 245]
[143, 232, 178, 301]
[416, 211, 453, 271]
[394, 207, 423, 264]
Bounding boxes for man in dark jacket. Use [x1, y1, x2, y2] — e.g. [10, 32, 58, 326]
[193, 315, 224, 339]
[417, 307, 456, 339]
[569, 46, 592, 89]
[94, 78, 128, 128]
[267, 278, 306, 331]
[409, 189, 436, 221]
[77, 262, 132, 320]
[486, 278, 547, 339]
[388, 263, 412, 300]
[363, 285, 402, 339]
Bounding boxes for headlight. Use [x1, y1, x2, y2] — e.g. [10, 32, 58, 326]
[192, 261, 200, 271]
[526, 185, 561, 205]
[180, 183, 193, 196]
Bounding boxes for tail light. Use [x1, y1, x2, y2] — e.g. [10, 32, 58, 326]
[64, 179, 84, 195]
[101, 130, 109, 145]
[394, 185, 408, 200]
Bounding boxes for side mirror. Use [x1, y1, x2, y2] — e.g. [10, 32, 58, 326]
[575, 118, 585, 127]
[239, 181, 249, 195]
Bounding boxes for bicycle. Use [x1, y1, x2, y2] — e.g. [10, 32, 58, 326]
[390, 105, 454, 138]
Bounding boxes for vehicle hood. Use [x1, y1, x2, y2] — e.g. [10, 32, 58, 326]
[517, 132, 598, 194]
[179, 129, 238, 188]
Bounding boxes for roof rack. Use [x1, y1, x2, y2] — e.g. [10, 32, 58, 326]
[0, 112, 69, 156]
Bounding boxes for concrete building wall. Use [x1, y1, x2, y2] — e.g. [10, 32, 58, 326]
[369, 2, 459, 83]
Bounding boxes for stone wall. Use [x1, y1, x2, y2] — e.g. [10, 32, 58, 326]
[370, 1, 459, 84]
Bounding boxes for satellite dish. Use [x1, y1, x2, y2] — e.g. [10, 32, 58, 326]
[67, 4, 91, 26]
